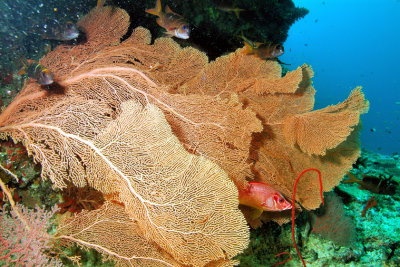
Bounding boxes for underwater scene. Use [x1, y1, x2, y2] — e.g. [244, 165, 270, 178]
[0, 0, 398, 266]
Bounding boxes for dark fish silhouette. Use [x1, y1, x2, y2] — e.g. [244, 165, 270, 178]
[42, 20, 79, 41]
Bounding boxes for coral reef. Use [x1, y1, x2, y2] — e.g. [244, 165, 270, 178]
[0, 5, 369, 266]
[237, 149, 400, 266]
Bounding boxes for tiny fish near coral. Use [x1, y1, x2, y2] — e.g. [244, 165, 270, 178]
[242, 40, 284, 59]
[18, 59, 54, 85]
[41, 20, 79, 41]
[344, 171, 398, 195]
[146, 0, 190, 39]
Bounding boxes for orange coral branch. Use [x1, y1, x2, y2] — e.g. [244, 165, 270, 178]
[361, 196, 377, 217]
[0, 91, 46, 126]
[272, 252, 292, 267]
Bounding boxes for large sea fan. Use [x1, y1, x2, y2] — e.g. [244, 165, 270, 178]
[0, 6, 368, 266]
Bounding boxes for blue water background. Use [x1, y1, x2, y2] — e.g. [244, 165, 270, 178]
[281, 0, 400, 155]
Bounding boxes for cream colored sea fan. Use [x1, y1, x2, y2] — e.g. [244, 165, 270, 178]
[56, 201, 181, 266]
[0, 7, 251, 266]
[51, 100, 249, 266]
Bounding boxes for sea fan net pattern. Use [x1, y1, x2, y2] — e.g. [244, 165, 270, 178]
[0, 6, 369, 265]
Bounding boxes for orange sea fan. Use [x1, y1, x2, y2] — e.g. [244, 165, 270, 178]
[178, 50, 369, 223]
[0, 4, 369, 265]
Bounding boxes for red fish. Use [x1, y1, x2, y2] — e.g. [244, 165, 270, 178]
[238, 181, 292, 218]
[146, 0, 190, 39]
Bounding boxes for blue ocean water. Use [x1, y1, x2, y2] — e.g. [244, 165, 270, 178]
[281, 0, 400, 155]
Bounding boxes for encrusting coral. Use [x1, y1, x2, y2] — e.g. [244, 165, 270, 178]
[0, 6, 369, 266]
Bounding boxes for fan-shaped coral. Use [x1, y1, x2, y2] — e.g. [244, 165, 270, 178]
[0, 5, 368, 266]
[179, 48, 368, 223]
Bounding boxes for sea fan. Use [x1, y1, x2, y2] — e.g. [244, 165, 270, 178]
[0, 6, 369, 266]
